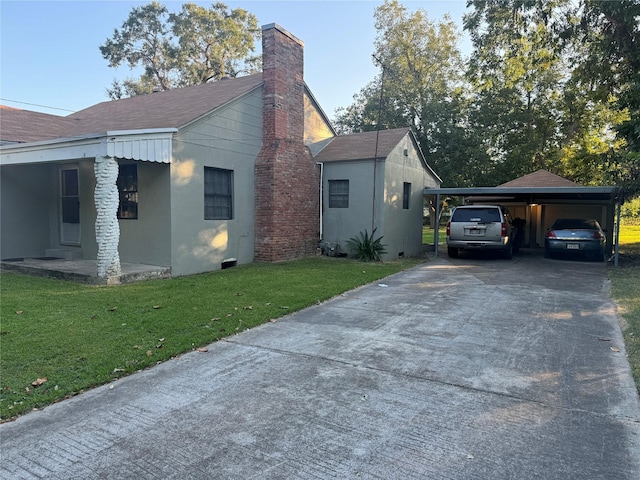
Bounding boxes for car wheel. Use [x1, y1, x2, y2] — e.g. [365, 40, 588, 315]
[447, 247, 459, 258]
[503, 244, 513, 260]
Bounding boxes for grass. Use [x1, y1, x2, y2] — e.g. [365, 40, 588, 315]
[0, 256, 424, 421]
[2, 224, 638, 421]
[422, 226, 447, 245]
[608, 224, 640, 392]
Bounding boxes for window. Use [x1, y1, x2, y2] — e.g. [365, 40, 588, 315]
[403, 182, 411, 210]
[61, 169, 79, 224]
[328, 179, 349, 208]
[204, 167, 233, 220]
[117, 164, 138, 219]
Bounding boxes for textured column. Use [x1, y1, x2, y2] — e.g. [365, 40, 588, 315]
[94, 156, 121, 278]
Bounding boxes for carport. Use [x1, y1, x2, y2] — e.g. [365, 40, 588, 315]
[424, 183, 623, 265]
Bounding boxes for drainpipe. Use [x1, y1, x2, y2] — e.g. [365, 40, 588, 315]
[316, 162, 323, 241]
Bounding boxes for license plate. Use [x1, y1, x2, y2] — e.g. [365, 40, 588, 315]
[467, 228, 483, 235]
[566, 243, 580, 250]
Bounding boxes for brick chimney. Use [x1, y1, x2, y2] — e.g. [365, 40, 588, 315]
[254, 24, 320, 262]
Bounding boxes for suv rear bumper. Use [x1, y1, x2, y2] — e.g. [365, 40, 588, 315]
[447, 238, 510, 250]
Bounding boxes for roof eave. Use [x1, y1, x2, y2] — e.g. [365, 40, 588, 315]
[1, 128, 177, 165]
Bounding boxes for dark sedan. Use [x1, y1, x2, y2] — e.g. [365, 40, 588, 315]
[544, 218, 606, 261]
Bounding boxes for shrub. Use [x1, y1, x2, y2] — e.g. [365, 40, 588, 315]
[346, 228, 387, 262]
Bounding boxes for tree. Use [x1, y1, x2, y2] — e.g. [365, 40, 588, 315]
[334, 0, 489, 187]
[568, 0, 640, 197]
[464, 0, 573, 184]
[464, 0, 639, 192]
[100, 1, 260, 99]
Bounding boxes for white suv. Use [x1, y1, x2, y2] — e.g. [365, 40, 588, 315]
[446, 205, 515, 259]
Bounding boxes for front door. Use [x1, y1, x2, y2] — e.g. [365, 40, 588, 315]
[60, 167, 80, 245]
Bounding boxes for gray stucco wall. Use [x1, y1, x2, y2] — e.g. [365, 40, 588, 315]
[0, 160, 97, 259]
[321, 159, 378, 257]
[0, 164, 52, 259]
[321, 133, 439, 260]
[116, 161, 172, 267]
[303, 93, 334, 154]
[169, 88, 262, 276]
[381, 138, 438, 259]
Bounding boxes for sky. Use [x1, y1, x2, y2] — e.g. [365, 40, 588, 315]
[0, 0, 471, 119]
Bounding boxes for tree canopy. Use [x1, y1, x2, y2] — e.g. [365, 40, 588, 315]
[335, 0, 640, 195]
[100, 1, 260, 99]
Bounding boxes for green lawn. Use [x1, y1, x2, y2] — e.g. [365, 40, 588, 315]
[0, 256, 424, 421]
[608, 224, 640, 392]
[2, 225, 638, 421]
[422, 226, 447, 245]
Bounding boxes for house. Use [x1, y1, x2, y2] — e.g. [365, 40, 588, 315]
[0, 24, 440, 283]
[315, 128, 440, 258]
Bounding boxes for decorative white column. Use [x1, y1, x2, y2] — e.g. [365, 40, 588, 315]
[94, 155, 121, 278]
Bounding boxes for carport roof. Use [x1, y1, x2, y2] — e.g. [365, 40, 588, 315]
[423, 185, 621, 203]
[423, 170, 620, 203]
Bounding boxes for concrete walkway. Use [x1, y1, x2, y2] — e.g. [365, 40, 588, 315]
[1, 253, 639, 479]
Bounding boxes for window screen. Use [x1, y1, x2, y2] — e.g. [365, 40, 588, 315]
[403, 182, 411, 209]
[204, 167, 233, 220]
[328, 180, 349, 208]
[117, 164, 138, 219]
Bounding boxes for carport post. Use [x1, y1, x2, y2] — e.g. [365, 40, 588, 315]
[614, 200, 621, 267]
[434, 193, 441, 257]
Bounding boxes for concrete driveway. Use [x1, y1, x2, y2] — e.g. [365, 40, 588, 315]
[2, 252, 639, 479]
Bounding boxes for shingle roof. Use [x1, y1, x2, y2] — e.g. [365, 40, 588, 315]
[314, 127, 410, 162]
[64, 74, 263, 137]
[0, 105, 78, 143]
[1, 74, 264, 143]
[499, 169, 581, 188]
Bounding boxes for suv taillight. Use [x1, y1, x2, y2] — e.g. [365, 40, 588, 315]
[446, 222, 451, 237]
[501, 222, 507, 238]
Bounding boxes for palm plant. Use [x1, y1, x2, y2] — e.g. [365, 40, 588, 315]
[346, 228, 387, 262]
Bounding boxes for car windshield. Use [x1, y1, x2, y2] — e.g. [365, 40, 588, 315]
[451, 208, 501, 223]
[552, 219, 598, 230]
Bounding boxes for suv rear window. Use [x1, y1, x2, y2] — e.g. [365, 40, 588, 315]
[451, 207, 501, 223]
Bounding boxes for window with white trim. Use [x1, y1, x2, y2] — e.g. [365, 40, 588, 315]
[328, 179, 349, 208]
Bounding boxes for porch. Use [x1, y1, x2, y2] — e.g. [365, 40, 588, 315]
[0, 257, 170, 285]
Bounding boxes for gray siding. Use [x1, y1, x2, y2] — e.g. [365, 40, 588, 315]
[322, 133, 439, 259]
[0, 161, 96, 260]
[117, 161, 172, 267]
[322, 160, 378, 257]
[381, 138, 434, 259]
[0, 164, 52, 258]
[304, 93, 334, 153]
[169, 88, 262, 276]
